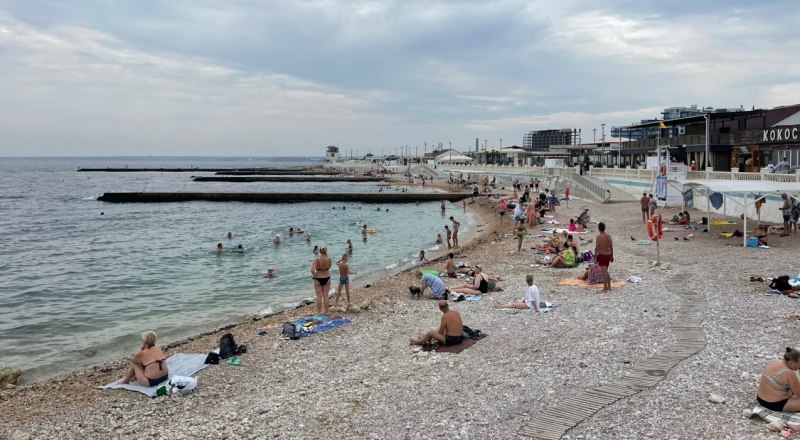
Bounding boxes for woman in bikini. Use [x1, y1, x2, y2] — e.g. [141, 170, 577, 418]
[536, 230, 561, 253]
[514, 222, 527, 252]
[121, 331, 169, 386]
[311, 246, 332, 315]
[757, 347, 800, 412]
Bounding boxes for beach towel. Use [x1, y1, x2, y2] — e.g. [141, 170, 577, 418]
[435, 334, 486, 353]
[292, 316, 352, 338]
[557, 278, 627, 288]
[752, 404, 800, 425]
[709, 219, 737, 225]
[102, 353, 209, 397]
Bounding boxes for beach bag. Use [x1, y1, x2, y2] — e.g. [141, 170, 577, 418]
[219, 333, 238, 359]
[582, 250, 594, 262]
[587, 264, 604, 284]
[282, 321, 302, 340]
[770, 276, 793, 292]
[168, 376, 198, 396]
[204, 351, 220, 365]
[461, 325, 482, 339]
[745, 237, 759, 248]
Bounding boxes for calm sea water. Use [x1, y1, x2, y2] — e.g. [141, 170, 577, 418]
[0, 157, 473, 382]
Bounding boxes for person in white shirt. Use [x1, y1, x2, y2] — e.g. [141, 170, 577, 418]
[491, 275, 542, 312]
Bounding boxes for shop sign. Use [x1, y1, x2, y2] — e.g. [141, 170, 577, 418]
[762, 125, 800, 143]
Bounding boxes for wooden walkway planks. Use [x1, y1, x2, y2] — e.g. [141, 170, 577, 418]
[518, 270, 706, 439]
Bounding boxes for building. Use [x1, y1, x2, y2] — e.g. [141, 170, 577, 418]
[522, 129, 580, 151]
[325, 146, 340, 162]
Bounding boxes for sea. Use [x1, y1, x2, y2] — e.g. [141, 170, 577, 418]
[0, 156, 474, 382]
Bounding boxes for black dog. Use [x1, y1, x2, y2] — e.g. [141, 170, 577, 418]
[409, 286, 422, 299]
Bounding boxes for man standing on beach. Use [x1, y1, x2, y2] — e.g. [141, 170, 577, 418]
[594, 222, 614, 291]
[640, 192, 650, 222]
[409, 300, 463, 347]
[444, 225, 453, 249]
[449, 216, 461, 248]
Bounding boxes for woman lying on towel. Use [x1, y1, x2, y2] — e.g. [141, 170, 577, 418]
[756, 347, 800, 412]
[121, 331, 169, 386]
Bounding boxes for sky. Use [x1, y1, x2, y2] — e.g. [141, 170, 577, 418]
[1, 0, 799, 157]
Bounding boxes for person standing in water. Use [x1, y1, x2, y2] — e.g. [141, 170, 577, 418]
[440, 200, 446, 213]
[444, 225, 453, 249]
[449, 216, 461, 248]
[310, 246, 332, 315]
[334, 254, 357, 309]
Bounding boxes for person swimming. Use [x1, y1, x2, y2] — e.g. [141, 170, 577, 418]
[266, 267, 276, 278]
[273, 234, 281, 244]
[215, 243, 223, 253]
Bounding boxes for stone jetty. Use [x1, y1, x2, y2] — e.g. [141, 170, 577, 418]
[97, 192, 472, 203]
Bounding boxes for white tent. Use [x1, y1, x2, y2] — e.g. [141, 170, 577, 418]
[435, 150, 473, 163]
[677, 179, 800, 247]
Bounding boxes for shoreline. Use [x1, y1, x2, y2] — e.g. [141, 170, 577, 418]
[3, 178, 497, 388]
[6, 176, 798, 438]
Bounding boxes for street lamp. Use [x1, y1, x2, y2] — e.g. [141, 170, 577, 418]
[500, 138, 503, 148]
[601, 124, 606, 166]
[593, 128, 597, 143]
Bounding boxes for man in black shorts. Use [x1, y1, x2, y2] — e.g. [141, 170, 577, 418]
[409, 300, 463, 346]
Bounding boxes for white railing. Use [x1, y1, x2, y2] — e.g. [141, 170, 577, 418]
[685, 170, 800, 182]
[588, 167, 655, 182]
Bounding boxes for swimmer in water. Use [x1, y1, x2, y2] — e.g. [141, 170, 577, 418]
[362, 225, 368, 237]
[266, 267, 275, 278]
[289, 227, 294, 235]
[305, 233, 312, 242]
[237, 244, 244, 251]
[216, 243, 223, 253]
[226, 232, 233, 240]
[273, 234, 281, 244]
[313, 245, 319, 254]
[435, 234, 443, 244]
[347, 239, 353, 253]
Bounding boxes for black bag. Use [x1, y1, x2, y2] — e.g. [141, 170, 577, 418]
[282, 321, 301, 340]
[204, 351, 220, 365]
[219, 333, 238, 359]
[770, 276, 793, 292]
[461, 325, 482, 339]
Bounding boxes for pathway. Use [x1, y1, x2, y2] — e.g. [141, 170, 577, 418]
[518, 268, 706, 439]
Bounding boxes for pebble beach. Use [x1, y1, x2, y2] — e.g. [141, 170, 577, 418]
[2, 181, 800, 440]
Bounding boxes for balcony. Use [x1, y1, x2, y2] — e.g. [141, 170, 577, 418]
[621, 134, 734, 151]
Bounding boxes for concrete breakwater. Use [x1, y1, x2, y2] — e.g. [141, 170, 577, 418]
[192, 176, 385, 183]
[77, 167, 336, 175]
[97, 192, 473, 203]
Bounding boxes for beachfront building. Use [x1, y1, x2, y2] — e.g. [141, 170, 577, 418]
[616, 103, 800, 172]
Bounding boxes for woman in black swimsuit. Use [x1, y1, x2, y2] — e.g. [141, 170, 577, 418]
[451, 265, 490, 296]
[121, 331, 169, 386]
[311, 245, 332, 315]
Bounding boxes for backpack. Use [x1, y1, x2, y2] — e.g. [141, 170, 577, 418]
[461, 325, 482, 339]
[582, 250, 594, 262]
[282, 321, 302, 340]
[219, 333, 238, 359]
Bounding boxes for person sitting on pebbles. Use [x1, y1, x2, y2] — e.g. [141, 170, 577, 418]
[451, 264, 490, 295]
[445, 253, 472, 278]
[409, 300, 463, 347]
[121, 331, 169, 386]
[535, 246, 576, 268]
[756, 347, 800, 412]
[492, 275, 543, 313]
[752, 224, 769, 246]
[536, 230, 561, 254]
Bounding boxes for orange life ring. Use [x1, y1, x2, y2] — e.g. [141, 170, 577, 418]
[647, 215, 663, 241]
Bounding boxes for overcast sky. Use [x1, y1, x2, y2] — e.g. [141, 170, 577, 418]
[1, 1, 798, 157]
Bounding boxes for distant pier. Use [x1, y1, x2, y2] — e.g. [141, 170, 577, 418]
[192, 176, 385, 183]
[97, 192, 472, 204]
[77, 167, 339, 175]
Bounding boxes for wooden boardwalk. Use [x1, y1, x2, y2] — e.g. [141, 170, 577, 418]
[519, 270, 705, 439]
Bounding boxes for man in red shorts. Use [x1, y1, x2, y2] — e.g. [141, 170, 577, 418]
[594, 222, 614, 291]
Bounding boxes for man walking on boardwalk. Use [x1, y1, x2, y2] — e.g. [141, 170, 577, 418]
[594, 222, 614, 292]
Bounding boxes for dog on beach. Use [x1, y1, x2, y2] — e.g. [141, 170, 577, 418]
[409, 286, 422, 299]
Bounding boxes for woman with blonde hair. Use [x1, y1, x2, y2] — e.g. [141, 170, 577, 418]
[121, 331, 169, 386]
[311, 245, 332, 315]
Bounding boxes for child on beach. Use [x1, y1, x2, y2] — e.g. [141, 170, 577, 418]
[334, 254, 356, 308]
[435, 233, 443, 245]
[492, 275, 542, 313]
[514, 222, 527, 252]
[444, 225, 452, 249]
